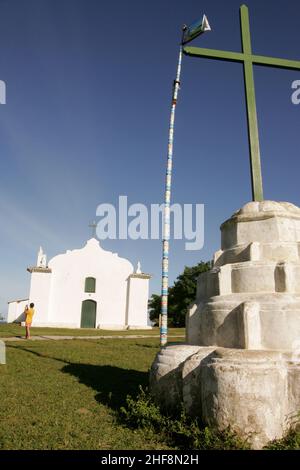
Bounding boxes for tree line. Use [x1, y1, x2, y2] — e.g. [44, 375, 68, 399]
[148, 261, 211, 327]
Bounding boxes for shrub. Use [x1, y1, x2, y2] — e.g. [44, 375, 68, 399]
[121, 387, 250, 450]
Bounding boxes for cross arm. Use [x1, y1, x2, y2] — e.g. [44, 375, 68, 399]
[183, 46, 244, 63]
[183, 46, 300, 71]
[252, 54, 300, 71]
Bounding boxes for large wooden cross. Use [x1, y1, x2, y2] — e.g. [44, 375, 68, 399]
[183, 4, 300, 201]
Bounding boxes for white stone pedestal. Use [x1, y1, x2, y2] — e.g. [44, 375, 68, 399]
[150, 202, 300, 448]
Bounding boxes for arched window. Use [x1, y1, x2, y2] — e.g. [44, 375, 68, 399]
[84, 277, 96, 293]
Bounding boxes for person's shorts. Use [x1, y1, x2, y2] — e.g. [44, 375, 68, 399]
[25, 322, 32, 327]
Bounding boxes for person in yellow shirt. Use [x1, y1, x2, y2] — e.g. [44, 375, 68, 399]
[25, 302, 35, 339]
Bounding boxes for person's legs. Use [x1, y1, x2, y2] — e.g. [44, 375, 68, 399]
[25, 324, 31, 339]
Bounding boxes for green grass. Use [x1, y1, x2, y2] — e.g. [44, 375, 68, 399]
[0, 335, 299, 450]
[0, 324, 185, 338]
[0, 337, 182, 450]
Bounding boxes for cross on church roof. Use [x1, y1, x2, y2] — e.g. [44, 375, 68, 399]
[88, 221, 97, 238]
[183, 5, 300, 202]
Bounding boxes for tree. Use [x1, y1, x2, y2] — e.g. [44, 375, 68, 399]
[148, 294, 161, 326]
[148, 261, 211, 327]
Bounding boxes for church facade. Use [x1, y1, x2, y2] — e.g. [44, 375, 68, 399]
[7, 238, 151, 329]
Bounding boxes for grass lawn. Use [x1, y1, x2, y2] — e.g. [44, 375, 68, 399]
[0, 324, 185, 338]
[0, 337, 182, 450]
[1, 336, 299, 450]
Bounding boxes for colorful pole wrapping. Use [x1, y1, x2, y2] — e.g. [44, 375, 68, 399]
[160, 46, 183, 347]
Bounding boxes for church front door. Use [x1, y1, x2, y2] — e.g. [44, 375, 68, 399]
[81, 300, 97, 328]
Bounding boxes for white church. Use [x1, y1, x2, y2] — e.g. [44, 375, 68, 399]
[7, 238, 151, 329]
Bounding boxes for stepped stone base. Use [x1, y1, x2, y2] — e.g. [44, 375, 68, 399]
[150, 202, 300, 448]
[150, 345, 300, 449]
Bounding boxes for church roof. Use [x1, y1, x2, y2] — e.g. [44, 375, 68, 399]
[129, 273, 152, 280]
[8, 298, 28, 304]
[27, 267, 52, 274]
[48, 238, 134, 273]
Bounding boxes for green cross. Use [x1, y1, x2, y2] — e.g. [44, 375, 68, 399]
[183, 4, 300, 202]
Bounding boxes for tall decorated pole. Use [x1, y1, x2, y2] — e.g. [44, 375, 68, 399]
[160, 45, 183, 347]
[160, 16, 211, 348]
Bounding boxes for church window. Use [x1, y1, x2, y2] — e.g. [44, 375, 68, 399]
[84, 277, 96, 293]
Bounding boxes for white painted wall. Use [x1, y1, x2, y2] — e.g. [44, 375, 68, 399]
[126, 275, 151, 328]
[47, 239, 134, 328]
[29, 272, 51, 325]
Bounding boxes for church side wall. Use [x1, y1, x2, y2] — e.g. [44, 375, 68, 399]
[29, 273, 51, 325]
[126, 276, 150, 328]
[7, 302, 19, 323]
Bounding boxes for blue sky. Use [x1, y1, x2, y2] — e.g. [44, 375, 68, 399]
[0, 0, 300, 315]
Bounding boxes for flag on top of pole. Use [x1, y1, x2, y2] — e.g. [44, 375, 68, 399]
[182, 15, 211, 45]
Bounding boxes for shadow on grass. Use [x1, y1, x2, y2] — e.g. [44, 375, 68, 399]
[6, 343, 148, 412]
[62, 363, 148, 410]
